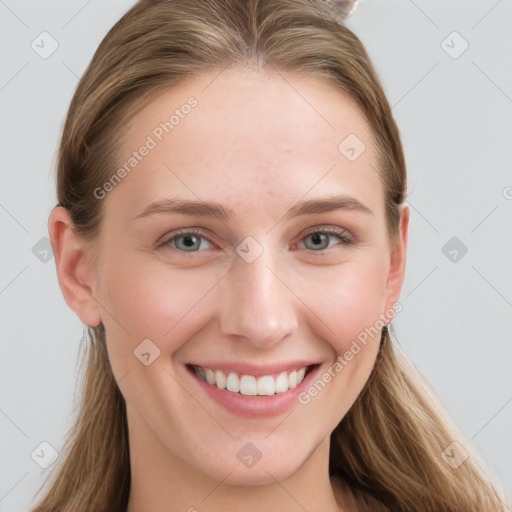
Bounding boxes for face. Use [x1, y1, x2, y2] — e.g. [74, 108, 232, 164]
[58, 68, 408, 486]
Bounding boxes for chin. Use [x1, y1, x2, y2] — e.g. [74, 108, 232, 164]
[193, 437, 313, 488]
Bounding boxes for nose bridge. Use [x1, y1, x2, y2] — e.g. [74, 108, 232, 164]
[218, 244, 298, 348]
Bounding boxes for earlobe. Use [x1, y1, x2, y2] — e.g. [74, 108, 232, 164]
[383, 204, 409, 317]
[48, 206, 103, 327]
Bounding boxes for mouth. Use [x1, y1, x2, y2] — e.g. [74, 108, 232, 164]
[185, 361, 322, 418]
[187, 363, 317, 396]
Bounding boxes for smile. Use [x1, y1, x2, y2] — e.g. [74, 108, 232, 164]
[190, 364, 309, 396]
[186, 362, 321, 418]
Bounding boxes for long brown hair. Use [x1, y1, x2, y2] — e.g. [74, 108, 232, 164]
[32, 1, 511, 510]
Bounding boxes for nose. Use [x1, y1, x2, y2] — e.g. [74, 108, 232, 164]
[218, 247, 299, 349]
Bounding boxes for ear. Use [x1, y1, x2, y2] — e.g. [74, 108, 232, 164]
[48, 206, 102, 327]
[383, 204, 409, 317]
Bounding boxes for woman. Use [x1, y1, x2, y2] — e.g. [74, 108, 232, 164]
[32, 0, 510, 510]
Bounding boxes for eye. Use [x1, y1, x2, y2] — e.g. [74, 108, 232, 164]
[160, 229, 213, 252]
[298, 227, 354, 251]
[157, 226, 355, 254]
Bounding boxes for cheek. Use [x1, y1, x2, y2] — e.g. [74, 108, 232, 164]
[293, 257, 389, 421]
[96, 254, 227, 416]
[96, 249, 224, 350]
[301, 255, 390, 354]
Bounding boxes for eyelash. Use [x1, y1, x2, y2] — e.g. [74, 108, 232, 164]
[158, 226, 355, 253]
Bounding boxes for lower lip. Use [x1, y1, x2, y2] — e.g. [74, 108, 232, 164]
[187, 364, 321, 419]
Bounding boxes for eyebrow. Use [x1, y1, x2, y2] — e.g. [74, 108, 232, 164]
[133, 194, 373, 221]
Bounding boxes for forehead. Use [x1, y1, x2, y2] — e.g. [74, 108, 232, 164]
[108, 67, 383, 222]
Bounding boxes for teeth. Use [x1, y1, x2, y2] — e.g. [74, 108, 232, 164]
[215, 369, 226, 390]
[257, 375, 275, 396]
[239, 375, 257, 395]
[226, 372, 240, 393]
[192, 365, 310, 396]
[275, 372, 288, 393]
[289, 370, 298, 389]
[205, 368, 215, 385]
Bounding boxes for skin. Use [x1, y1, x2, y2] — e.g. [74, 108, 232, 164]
[49, 67, 409, 512]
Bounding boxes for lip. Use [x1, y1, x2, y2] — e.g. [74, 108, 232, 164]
[187, 360, 317, 378]
[186, 362, 322, 418]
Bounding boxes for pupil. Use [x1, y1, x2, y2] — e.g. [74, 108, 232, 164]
[312, 233, 324, 245]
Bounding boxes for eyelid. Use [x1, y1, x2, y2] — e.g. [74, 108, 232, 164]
[301, 225, 353, 239]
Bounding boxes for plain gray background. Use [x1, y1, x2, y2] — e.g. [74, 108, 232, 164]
[1, 0, 511, 510]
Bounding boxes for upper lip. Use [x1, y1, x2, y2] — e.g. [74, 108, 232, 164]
[187, 361, 319, 377]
